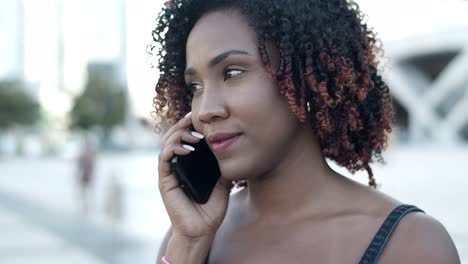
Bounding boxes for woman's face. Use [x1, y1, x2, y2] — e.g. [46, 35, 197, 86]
[186, 10, 302, 181]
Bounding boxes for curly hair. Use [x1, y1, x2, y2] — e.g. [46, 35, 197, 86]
[151, 0, 394, 188]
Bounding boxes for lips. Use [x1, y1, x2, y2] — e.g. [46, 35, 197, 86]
[207, 132, 242, 154]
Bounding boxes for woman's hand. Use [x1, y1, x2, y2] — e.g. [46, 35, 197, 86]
[158, 112, 232, 241]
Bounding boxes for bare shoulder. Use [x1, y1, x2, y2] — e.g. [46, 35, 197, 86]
[344, 180, 460, 263]
[379, 211, 460, 264]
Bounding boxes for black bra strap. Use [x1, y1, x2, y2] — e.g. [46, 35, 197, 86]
[358, 204, 424, 264]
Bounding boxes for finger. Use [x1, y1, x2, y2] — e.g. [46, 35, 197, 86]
[158, 171, 193, 211]
[158, 171, 180, 194]
[162, 112, 193, 143]
[158, 142, 194, 180]
[165, 129, 205, 147]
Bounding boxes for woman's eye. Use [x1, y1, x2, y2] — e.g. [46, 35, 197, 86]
[224, 69, 244, 81]
[188, 83, 203, 94]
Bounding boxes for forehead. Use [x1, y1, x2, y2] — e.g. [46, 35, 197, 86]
[186, 10, 258, 62]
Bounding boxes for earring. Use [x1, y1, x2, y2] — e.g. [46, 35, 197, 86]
[307, 101, 311, 113]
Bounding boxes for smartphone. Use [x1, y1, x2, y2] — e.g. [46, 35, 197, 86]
[171, 134, 221, 204]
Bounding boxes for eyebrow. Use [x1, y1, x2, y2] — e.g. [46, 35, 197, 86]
[184, 49, 251, 76]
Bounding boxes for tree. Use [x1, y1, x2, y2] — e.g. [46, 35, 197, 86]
[70, 67, 127, 139]
[0, 79, 40, 129]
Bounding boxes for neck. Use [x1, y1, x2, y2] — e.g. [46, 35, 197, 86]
[244, 126, 340, 222]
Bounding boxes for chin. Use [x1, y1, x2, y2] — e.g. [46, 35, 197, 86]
[219, 167, 245, 182]
[218, 158, 249, 182]
[218, 152, 263, 184]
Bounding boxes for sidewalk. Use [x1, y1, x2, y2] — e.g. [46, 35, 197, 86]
[0, 203, 105, 264]
[0, 152, 165, 264]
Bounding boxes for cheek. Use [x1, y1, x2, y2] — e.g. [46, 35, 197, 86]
[232, 75, 297, 152]
[234, 76, 295, 140]
[231, 72, 288, 116]
[215, 75, 297, 179]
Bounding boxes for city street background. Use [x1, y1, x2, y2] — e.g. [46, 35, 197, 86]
[1, 145, 467, 263]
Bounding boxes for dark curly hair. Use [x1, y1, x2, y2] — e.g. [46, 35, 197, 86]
[151, 0, 394, 188]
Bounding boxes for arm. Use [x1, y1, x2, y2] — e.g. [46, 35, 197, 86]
[156, 114, 230, 264]
[379, 212, 460, 264]
[156, 226, 213, 264]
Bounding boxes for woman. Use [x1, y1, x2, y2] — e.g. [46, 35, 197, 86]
[152, 0, 460, 263]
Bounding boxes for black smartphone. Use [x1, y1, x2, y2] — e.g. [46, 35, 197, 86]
[170, 134, 221, 204]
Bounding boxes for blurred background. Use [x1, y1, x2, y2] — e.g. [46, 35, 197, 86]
[0, 0, 467, 263]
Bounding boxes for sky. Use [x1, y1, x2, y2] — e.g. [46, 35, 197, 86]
[1, 0, 467, 118]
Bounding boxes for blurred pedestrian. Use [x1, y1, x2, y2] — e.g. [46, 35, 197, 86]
[76, 135, 96, 216]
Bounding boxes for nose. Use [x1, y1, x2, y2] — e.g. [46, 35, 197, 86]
[196, 84, 228, 124]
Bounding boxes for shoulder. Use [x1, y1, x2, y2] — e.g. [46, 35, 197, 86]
[343, 181, 460, 263]
[379, 210, 460, 264]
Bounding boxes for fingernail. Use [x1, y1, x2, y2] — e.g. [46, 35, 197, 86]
[191, 131, 204, 139]
[182, 144, 195, 151]
[184, 112, 192, 118]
